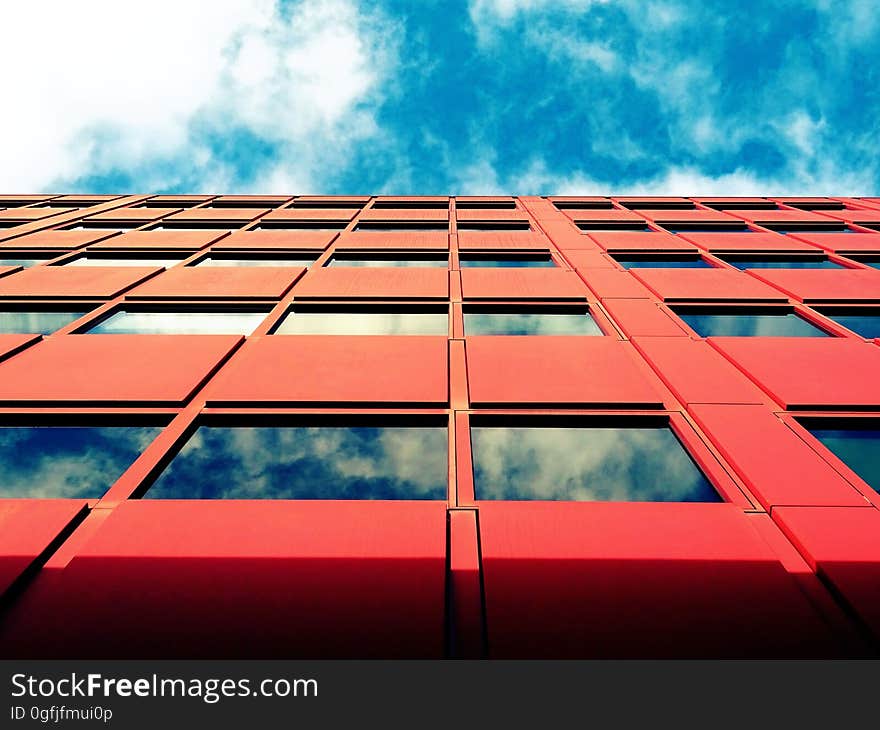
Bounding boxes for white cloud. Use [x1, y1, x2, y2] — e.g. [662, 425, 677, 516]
[0, 0, 397, 193]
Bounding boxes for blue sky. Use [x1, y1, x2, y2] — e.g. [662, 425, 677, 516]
[2, 0, 878, 195]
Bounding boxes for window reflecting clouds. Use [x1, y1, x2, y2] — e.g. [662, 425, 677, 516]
[677, 311, 829, 337]
[471, 425, 719, 501]
[144, 425, 448, 499]
[820, 311, 880, 339]
[194, 257, 314, 267]
[0, 258, 51, 268]
[0, 425, 160, 498]
[274, 310, 448, 335]
[721, 257, 844, 269]
[0, 310, 87, 334]
[459, 256, 554, 268]
[65, 257, 184, 267]
[809, 426, 880, 493]
[87, 310, 266, 335]
[613, 256, 713, 269]
[464, 311, 602, 335]
[327, 256, 448, 267]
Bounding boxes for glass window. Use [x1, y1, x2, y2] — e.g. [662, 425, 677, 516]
[273, 309, 448, 335]
[847, 256, 880, 269]
[354, 223, 448, 232]
[676, 309, 830, 337]
[660, 225, 750, 233]
[720, 255, 845, 270]
[64, 256, 184, 267]
[471, 424, 719, 501]
[86, 310, 267, 335]
[0, 309, 88, 334]
[327, 255, 448, 268]
[0, 257, 53, 268]
[143, 424, 448, 499]
[456, 222, 531, 231]
[193, 256, 314, 268]
[68, 223, 139, 231]
[150, 224, 238, 232]
[0, 425, 160, 498]
[464, 308, 602, 335]
[459, 255, 554, 268]
[577, 223, 651, 232]
[808, 425, 880, 493]
[257, 221, 347, 231]
[819, 310, 880, 339]
[613, 255, 713, 269]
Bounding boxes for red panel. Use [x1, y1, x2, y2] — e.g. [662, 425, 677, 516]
[679, 231, 819, 252]
[633, 337, 769, 404]
[737, 209, 839, 224]
[578, 269, 653, 298]
[0, 335, 241, 405]
[3, 230, 116, 249]
[0, 500, 86, 595]
[632, 268, 788, 302]
[293, 267, 449, 299]
[85, 207, 177, 222]
[457, 231, 548, 251]
[563, 250, 616, 269]
[636, 209, 741, 224]
[747, 269, 880, 303]
[0, 266, 161, 299]
[478, 502, 845, 657]
[456, 209, 529, 221]
[709, 336, 880, 409]
[212, 229, 336, 251]
[587, 231, 697, 252]
[125, 266, 305, 300]
[165, 208, 268, 222]
[334, 231, 448, 250]
[0, 500, 447, 658]
[460, 269, 588, 300]
[820, 208, 880, 225]
[787, 232, 880, 254]
[601, 299, 687, 337]
[360, 208, 448, 221]
[262, 208, 356, 221]
[205, 336, 448, 405]
[689, 405, 871, 509]
[90, 230, 225, 250]
[0, 208, 67, 222]
[466, 336, 666, 407]
[565, 209, 645, 222]
[773, 507, 880, 637]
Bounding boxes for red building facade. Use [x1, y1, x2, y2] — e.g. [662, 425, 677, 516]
[0, 193, 879, 658]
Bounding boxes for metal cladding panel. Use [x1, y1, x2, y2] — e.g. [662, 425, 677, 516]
[586, 231, 697, 252]
[636, 209, 741, 224]
[632, 268, 789, 302]
[602, 299, 688, 337]
[360, 208, 449, 221]
[679, 231, 820, 252]
[0, 266, 161, 298]
[262, 208, 358, 221]
[689, 405, 871, 509]
[787, 232, 880, 253]
[457, 231, 549, 251]
[460, 269, 589, 300]
[166, 207, 269, 221]
[0, 500, 447, 658]
[212, 229, 337, 250]
[90, 230, 226, 250]
[0, 500, 87, 595]
[205, 335, 449, 405]
[0, 334, 242, 405]
[577, 269, 654, 298]
[773, 507, 880, 637]
[4, 229, 117, 249]
[293, 267, 449, 299]
[747, 269, 880, 303]
[633, 336, 769, 405]
[478, 502, 845, 658]
[709, 336, 880, 409]
[125, 266, 306, 299]
[466, 336, 667, 407]
[334, 231, 449, 250]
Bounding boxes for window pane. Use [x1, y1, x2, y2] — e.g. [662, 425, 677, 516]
[809, 427, 880, 493]
[65, 257, 184, 267]
[464, 311, 602, 335]
[327, 256, 448, 268]
[0, 310, 87, 334]
[194, 257, 314, 267]
[0, 258, 51, 268]
[144, 425, 448, 499]
[471, 425, 719, 501]
[721, 257, 844, 269]
[274, 310, 448, 335]
[459, 256, 554, 268]
[87, 311, 266, 335]
[0, 425, 160, 498]
[613, 256, 713, 269]
[822, 312, 880, 339]
[677, 311, 829, 337]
